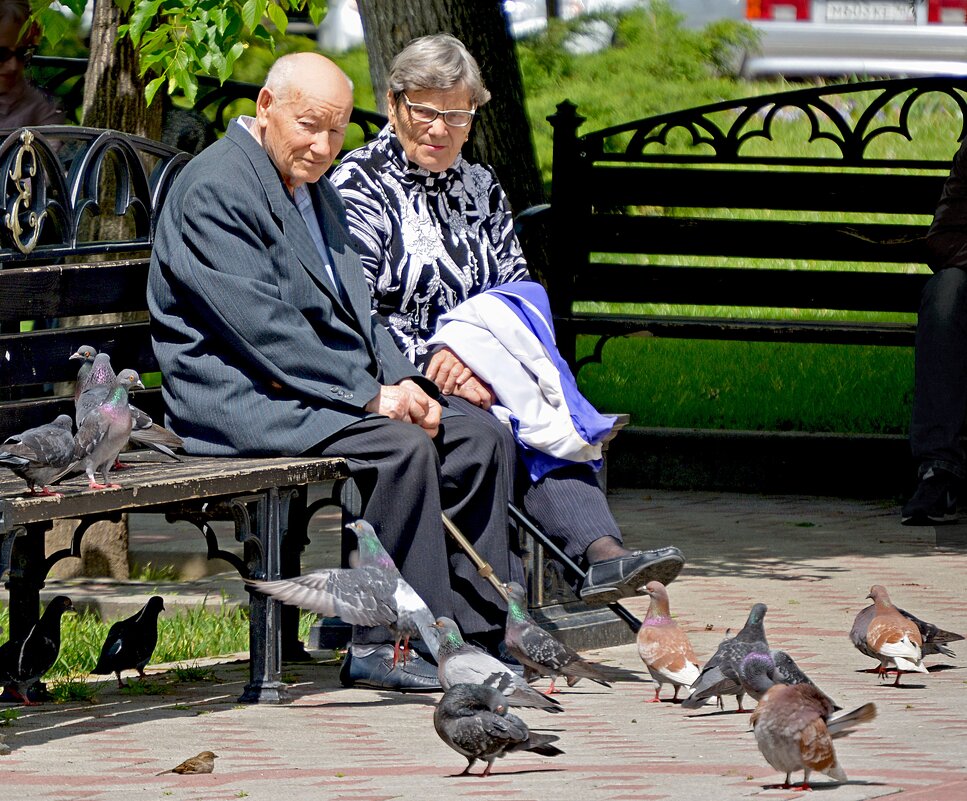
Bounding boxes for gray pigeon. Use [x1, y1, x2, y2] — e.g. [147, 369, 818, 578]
[434, 683, 564, 776]
[682, 602, 769, 712]
[503, 581, 635, 693]
[750, 667, 876, 790]
[247, 519, 439, 664]
[850, 598, 963, 661]
[433, 617, 563, 713]
[738, 650, 840, 710]
[74, 370, 141, 489]
[72, 350, 182, 460]
[0, 415, 75, 496]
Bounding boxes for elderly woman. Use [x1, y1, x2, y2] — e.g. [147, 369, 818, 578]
[0, 0, 63, 129]
[332, 34, 685, 609]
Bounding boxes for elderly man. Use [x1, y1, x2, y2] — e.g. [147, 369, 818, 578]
[148, 52, 521, 691]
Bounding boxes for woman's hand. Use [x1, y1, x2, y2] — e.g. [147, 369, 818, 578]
[426, 347, 494, 409]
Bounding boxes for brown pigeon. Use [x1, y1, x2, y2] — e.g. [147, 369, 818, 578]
[751, 675, 876, 790]
[636, 581, 700, 702]
[851, 593, 963, 663]
[156, 751, 218, 775]
[851, 585, 928, 685]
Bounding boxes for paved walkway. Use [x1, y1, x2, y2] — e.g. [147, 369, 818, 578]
[1, 487, 965, 800]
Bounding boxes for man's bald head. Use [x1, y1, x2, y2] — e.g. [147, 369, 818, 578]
[255, 52, 355, 192]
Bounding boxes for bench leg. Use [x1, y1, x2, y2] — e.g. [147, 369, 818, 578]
[2, 523, 51, 702]
[235, 489, 290, 704]
[280, 487, 312, 662]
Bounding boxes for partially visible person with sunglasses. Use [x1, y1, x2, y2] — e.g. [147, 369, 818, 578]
[0, 0, 64, 131]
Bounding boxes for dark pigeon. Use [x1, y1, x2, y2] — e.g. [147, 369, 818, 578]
[434, 683, 564, 776]
[74, 369, 142, 489]
[750, 663, 876, 790]
[851, 597, 963, 661]
[247, 519, 439, 664]
[72, 350, 182, 461]
[434, 617, 563, 713]
[92, 595, 165, 688]
[0, 595, 75, 704]
[503, 581, 635, 693]
[0, 415, 75, 496]
[682, 602, 769, 712]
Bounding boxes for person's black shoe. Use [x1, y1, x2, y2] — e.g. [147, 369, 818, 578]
[901, 467, 961, 525]
[339, 644, 442, 692]
[579, 547, 685, 605]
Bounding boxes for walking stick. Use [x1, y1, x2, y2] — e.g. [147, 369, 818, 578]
[440, 513, 510, 602]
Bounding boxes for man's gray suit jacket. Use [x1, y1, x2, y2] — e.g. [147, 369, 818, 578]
[147, 121, 433, 456]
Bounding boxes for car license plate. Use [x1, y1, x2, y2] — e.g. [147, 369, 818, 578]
[825, 1, 914, 22]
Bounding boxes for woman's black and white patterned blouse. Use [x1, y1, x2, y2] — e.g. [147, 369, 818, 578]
[331, 126, 531, 363]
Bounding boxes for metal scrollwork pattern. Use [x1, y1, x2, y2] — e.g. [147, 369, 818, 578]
[574, 76, 967, 167]
[3, 130, 46, 254]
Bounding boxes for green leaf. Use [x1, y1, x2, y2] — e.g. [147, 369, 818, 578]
[182, 72, 199, 106]
[307, 0, 326, 25]
[144, 76, 165, 107]
[240, 0, 265, 31]
[219, 42, 246, 83]
[36, 9, 70, 46]
[266, 3, 287, 35]
[129, 0, 163, 46]
[190, 20, 206, 43]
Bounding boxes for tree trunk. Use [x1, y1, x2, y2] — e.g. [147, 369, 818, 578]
[355, 0, 546, 218]
[82, 0, 162, 138]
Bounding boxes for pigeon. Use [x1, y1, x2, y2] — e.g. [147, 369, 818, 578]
[636, 580, 700, 702]
[851, 585, 929, 685]
[434, 617, 563, 713]
[502, 581, 629, 693]
[433, 683, 564, 776]
[739, 650, 840, 710]
[74, 369, 142, 490]
[155, 751, 218, 775]
[0, 415, 76, 496]
[92, 595, 165, 688]
[750, 663, 876, 790]
[851, 593, 963, 662]
[0, 595, 75, 705]
[682, 602, 769, 712]
[70, 344, 99, 403]
[246, 519, 439, 664]
[72, 350, 182, 461]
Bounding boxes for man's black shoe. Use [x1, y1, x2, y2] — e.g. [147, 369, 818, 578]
[579, 546, 685, 605]
[339, 644, 442, 692]
[902, 467, 960, 525]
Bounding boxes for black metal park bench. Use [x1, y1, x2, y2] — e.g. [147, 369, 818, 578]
[529, 77, 964, 370]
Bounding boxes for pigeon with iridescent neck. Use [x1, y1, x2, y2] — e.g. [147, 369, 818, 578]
[434, 617, 563, 713]
[74, 369, 142, 490]
[502, 581, 631, 693]
[636, 581, 700, 702]
[246, 519, 438, 664]
[72, 348, 182, 460]
[682, 602, 769, 712]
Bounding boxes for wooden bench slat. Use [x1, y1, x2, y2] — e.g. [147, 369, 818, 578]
[586, 166, 948, 214]
[0, 260, 151, 323]
[0, 453, 349, 533]
[558, 313, 918, 347]
[585, 216, 928, 264]
[573, 264, 929, 313]
[0, 321, 157, 388]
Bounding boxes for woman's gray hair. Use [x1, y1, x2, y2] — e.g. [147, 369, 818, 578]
[388, 33, 491, 108]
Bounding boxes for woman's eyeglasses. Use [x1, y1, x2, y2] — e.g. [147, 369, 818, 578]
[401, 93, 476, 128]
[0, 46, 35, 64]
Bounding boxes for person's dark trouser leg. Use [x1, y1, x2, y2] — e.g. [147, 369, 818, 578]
[911, 267, 967, 478]
[317, 409, 518, 638]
